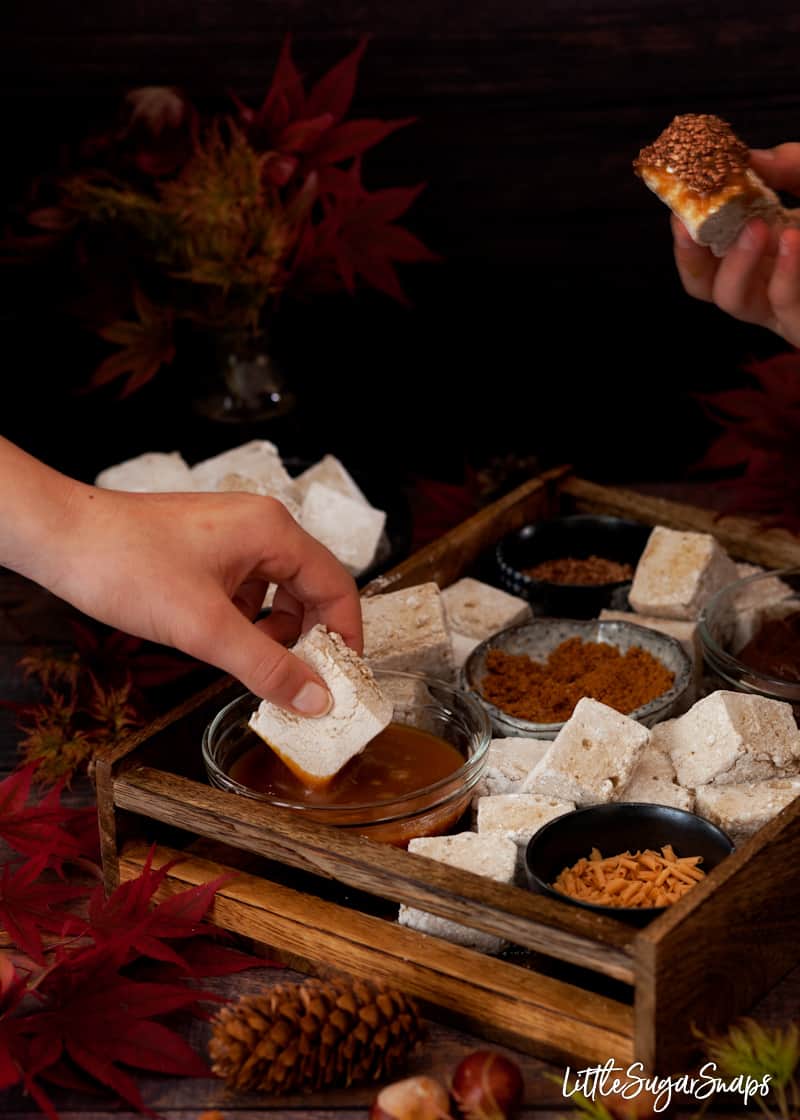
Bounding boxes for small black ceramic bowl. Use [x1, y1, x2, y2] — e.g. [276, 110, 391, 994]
[525, 803, 734, 927]
[495, 514, 652, 619]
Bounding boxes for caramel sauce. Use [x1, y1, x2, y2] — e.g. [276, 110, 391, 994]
[229, 721, 464, 807]
[642, 166, 758, 215]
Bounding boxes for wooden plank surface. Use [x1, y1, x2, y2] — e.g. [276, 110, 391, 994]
[111, 765, 636, 980]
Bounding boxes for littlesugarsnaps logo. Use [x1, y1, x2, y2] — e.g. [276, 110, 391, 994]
[562, 1058, 772, 1112]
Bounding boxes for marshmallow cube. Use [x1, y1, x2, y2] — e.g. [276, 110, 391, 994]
[295, 454, 370, 506]
[476, 793, 575, 865]
[192, 440, 298, 498]
[442, 578, 531, 642]
[95, 451, 194, 492]
[451, 632, 481, 669]
[629, 527, 738, 620]
[300, 482, 386, 577]
[659, 691, 800, 788]
[694, 779, 800, 842]
[521, 698, 650, 806]
[217, 472, 301, 520]
[248, 624, 392, 787]
[362, 582, 455, 681]
[474, 737, 551, 800]
[398, 832, 517, 954]
[619, 744, 695, 812]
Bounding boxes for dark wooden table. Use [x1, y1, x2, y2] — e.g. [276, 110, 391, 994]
[1, 566, 797, 1120]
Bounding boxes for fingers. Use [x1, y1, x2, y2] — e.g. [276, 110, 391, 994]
[671, 215, 718, 301]
[252, 506, 363, 655]
[193, 597, 333, 714]
[232, 578, 270, 620]
[768, 228, 800, 345]
[711, 219, 776, 327]
[750, 144, 800, 196]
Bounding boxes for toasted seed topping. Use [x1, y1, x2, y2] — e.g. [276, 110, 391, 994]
[634, 113, 749, 195]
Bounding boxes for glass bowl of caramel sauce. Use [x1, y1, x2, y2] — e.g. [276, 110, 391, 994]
[699, 567, 800, 717]
[202, 671, 491, 846]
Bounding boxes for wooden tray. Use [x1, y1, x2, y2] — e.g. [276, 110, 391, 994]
[94, 467, 800, 1073]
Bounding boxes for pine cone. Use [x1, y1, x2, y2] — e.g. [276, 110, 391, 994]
[209, 976, 425, 1094]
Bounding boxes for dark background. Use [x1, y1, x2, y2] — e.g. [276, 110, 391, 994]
[3, 1, 798, 491]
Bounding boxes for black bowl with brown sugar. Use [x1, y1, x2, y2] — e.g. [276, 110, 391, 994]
[463, 617, 693, 739]
[495, 515, 652, 619]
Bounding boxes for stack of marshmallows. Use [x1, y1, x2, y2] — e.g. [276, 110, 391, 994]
[95, 441, 388, 579]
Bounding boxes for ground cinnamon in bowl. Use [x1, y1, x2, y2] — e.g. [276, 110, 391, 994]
[523, 556, 634, 586]
[481, 637, 675, 724]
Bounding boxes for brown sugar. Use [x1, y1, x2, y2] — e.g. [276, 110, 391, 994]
[523, 555, 634, 585]
[481, 637, 675, 723]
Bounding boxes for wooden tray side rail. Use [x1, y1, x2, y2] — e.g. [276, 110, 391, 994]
[111, 766, 636, 979]
[94, 470, 800, 1072]
[118, 842, 635, 1067]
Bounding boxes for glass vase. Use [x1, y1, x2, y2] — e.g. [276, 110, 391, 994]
[192, 327, 296, 424]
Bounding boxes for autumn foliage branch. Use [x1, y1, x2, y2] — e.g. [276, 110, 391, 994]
[9, 36, 437, 395]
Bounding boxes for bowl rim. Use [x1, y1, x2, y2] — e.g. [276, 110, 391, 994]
[201, 669, 491, 819]
[524, 802, 735, 918]
[462, 616, 694, 734]
[495, 513, 651, 591]
[699, 566, 800, 692]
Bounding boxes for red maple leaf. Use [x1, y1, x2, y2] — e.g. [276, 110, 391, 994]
[0, 767, 83, 866]
[85, 848, 232, 969]
[238, 36, 414, 189]
[291, 160, 437, 304]
[91, 287, 176, 396]
[0, 856, 88, 965]
[7, 947, 215, 1115]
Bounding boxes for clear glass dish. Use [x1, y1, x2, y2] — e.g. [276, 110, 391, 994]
[202, 670, 490, 846]
[699, 567, 800, 715]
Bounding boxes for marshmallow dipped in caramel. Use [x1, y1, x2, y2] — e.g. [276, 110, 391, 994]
[633, 113, 783, 255]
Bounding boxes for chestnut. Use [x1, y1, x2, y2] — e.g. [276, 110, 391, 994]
[370, 1074, 453, 1119]
[451, 1050, 524, 1119]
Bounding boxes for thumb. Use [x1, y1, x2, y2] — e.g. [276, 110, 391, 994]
[751, 144, 800, 195]
[192, 603, 332, 716]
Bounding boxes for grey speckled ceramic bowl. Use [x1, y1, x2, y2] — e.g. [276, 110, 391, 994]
[462, 617, 693, 739]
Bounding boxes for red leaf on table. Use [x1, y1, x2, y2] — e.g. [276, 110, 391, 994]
[0, 767, 83, 865]
[135, 937, 270, 980]
[8, 949, 218, 1111]
[0, 856, 88, 963]
[86, 847, 231, 968]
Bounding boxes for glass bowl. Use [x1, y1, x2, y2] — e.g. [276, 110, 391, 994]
[495, 514, 652, 619]
[699, 567, 800, 716]
[202, 670, 490, 846]
[525, 802, 734, 927]
[462, 617, 693, 739]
